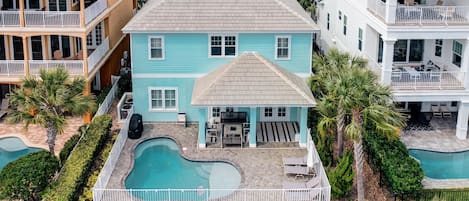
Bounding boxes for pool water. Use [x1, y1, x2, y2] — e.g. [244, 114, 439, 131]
[125, 138, 241, 200]
[409, 149, 469, 179]
[0, 137, 41, 170]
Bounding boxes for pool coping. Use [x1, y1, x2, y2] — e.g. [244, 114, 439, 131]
[119, 136, 247, 190]
[407, 147, 469, 189]
[0, 134, 48, 150]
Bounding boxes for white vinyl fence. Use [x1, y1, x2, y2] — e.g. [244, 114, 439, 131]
[395, 6, 469, 25]
[94, 77, 120, 117]
[29, 60, 84, 76]
[391, 71, 463, 90]
[85, 0, 108, 24]
[0, 11, 20, 26]
[0, 60, 25, 76]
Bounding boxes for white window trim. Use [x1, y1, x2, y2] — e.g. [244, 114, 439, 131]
[435, 39, 443, 57]
[208, 33, 238, 58]
[148, 87, 178, 112]
[148, 36, 165, 60]
[452, 41, 463, 67]
[275, 35, 291, 60]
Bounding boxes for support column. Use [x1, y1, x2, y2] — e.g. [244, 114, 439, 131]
[19, 0, 25, 27]
[456, 101, 469, 140]
[385, 0, 397, 24]
[299, 107, 308, 148]
[461, 39, 469, 89]
[81, 35, 89, 78]
[249, 107, 257, 148]
[80, 0, 86, 27]
[83, 81, 92, 123]
[198, 108, 207, 148]
[380, 38, 396, 86]
[22, 36, 29, 76]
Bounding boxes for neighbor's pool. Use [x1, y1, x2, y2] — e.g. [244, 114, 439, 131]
[0, 137, 41, 170]
[125, 138, 241, 200]
[409, 149, 469, 179]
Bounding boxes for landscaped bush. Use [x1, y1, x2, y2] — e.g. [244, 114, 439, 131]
[0, 151, 59, 201]
[364, 131, 424, 195]
[42, 115, 112, 201]
[96, 86, 112, 105]
[327, 150, 354, 199]
[59, 134, 81, 165]
[317, 130, 334, 167]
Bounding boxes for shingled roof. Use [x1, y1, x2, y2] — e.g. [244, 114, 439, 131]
[191, 52, 316, 107]
[123, 0, 319, 32]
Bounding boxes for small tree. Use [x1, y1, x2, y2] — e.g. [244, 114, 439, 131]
[0, 151, 59, 201]
[327, 150, 354, 199]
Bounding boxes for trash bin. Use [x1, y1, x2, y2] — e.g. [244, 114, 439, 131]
[128, 114, 143, 139]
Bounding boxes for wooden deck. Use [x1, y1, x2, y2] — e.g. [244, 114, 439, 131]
[256, 122, 299, 143]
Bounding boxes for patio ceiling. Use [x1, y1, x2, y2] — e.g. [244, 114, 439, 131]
[191, 52, 316, 107]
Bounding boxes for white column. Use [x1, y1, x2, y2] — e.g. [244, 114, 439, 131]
[380, 38, 396, 85]
[385, 0, 397, 24]
[456, 101, 469, 140]
[461, 39, 469, 89]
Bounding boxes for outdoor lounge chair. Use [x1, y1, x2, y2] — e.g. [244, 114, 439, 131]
[283, 156, 307, 166]
[0, 99, 9, 119]
[284, 166, 314, 177]
[283, 176, 321, 189]
[285, 189, 321, 201]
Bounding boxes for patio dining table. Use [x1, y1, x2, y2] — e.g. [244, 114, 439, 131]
[403, 67, 421, 79]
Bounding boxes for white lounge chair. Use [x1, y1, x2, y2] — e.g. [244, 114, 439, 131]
[283, 156, 307, 166]
[284, 166, 314, 177]
[283, 176, 321, 189]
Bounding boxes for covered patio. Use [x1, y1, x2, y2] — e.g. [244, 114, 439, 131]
[191, 52, 316, 148]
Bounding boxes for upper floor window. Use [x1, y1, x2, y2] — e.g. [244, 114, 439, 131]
[343, 15, 347, 36]
[435, 39, 443, 57]
[275, 36, 290, 60]
[326, 13, 330, 30]
[452, 41, 462, 67]
[149, 87, 177, 111]
[358, 28, 363, 51]
[264, 107, 273, 117]
[210, 35, 237, 57]
[148, 36, 164, 60]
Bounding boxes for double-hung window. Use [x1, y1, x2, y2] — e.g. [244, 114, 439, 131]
[149, 88, 177, 111]
[275, 36, 290, 60]
[358, 28, 363, 51]
[435, 39, 443, 57]
[149, 36, 164, 60]
[343, 15, 347, 36]
[452, 41, 462, 67]
[210, 35, 237, 57]
[326, 13, 330, 30]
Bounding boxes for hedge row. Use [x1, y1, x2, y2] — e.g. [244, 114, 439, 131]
[363, 131, 424, 194]
[42, 115, 112, 201]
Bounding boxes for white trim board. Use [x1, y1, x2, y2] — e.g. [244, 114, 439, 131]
[133, 73, 312, 79]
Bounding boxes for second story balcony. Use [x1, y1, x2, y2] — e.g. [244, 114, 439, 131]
[0, 0, 107, 28]
[367, 0, 469, 26]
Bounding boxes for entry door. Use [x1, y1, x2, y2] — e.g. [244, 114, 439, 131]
[260, 107, 289, 122]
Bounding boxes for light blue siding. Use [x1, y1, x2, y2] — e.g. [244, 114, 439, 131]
[131, 33, 312, 74]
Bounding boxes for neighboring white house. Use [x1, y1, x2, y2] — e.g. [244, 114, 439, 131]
[315, 0, 469, 139]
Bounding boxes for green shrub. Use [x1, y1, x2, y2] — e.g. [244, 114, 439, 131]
[317, 131, 334, 167]
[364, 131, 424, 194]
[59, 134, 81, 165]
[42, 115, 112, 201]
[327, 150, 354, 199]
[0, 151, 59, 201]
[96, 86, 112, 105]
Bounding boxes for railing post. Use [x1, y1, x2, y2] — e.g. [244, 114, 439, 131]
[168, 189, 171, 201]
[244, 189, 247, 201]
[419, 8, 423, 25]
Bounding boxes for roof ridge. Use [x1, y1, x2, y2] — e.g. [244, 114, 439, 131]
[273, 0, 316, 29]
[252, 53, 315, 104]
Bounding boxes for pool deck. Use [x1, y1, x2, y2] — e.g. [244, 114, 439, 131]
[401, 127, 469, 189]
[107, 123, 318, 190]
[0, 117, 84, 152]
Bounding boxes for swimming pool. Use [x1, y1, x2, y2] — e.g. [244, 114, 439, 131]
[0, 137, 41, 170]
[125, 138, 241, 200]
[409, 149, 469, 179]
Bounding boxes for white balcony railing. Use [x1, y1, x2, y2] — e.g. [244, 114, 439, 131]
[0, 11, 21, 27]
[29, 60, 84, 76]
[367, 0, 386, 20]
[24, 11, 80, 27]
[396, 6, 469, 25]
[85, 0, 108, 24]
[0, 60, 25, 76]
[87, 37, 110, 73]
[391, 71, 464, 90]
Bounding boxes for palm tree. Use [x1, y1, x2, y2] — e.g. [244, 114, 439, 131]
[312, 49, 367, 157]
[7, 68, 95, 155]
[344, 68, 406, 201]
[297, 0, 311, 9]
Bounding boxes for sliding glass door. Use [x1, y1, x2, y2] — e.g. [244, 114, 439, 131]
[393, 39, 424, 63]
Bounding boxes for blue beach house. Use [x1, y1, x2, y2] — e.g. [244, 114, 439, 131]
[123, 0, 319, 148]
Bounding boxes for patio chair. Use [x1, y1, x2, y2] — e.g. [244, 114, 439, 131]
[177, 112, 187, 127]
[431, 104, 442, 118]
[284, 189, 321, 201]
[284, 166, 315, 178]
[0, 99, 9, 119]
[283, 156, 307, 166]
[283, 176, 321, 189]
[440, 104, 452, 118]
